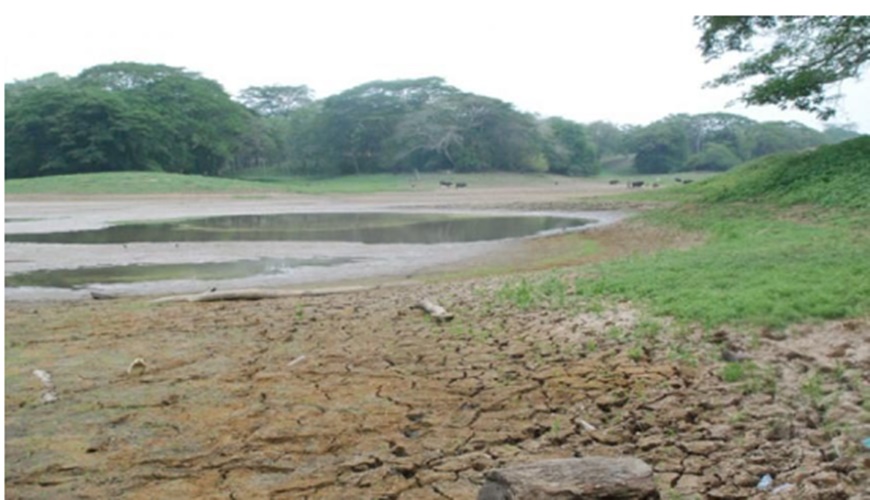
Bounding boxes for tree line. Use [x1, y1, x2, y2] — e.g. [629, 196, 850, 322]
[588, 114, 859, 174]
[5, 62, 860, 179]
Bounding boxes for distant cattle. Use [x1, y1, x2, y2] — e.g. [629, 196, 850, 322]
[627, 181, 645, 188]
[652, 183, 660, 188]
[682, 179, 694, 184]
[609, 179, 620, 185]
[675, 177, 682, 183]
[455, 182, 467, 188]
[439, 180, 453, 188]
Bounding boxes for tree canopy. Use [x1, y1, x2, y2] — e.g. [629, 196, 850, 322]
[696, 16, 870, 120]
[5, 58, 862, 180]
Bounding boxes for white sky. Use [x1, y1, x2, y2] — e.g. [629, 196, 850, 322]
[3, 1, 869, 132]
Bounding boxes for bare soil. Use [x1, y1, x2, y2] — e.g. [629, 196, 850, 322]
[5, 185, 869, 499]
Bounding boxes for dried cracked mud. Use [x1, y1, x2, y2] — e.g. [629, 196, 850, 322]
[5, 189, 870, 499]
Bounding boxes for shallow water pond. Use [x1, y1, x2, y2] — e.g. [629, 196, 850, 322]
[5, 212, 593, 293]
[6, 212, 591, 244]
[5, 257, 357, 289]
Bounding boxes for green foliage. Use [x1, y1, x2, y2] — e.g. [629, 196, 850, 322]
[630, 121, 689, 173]
[696, 16, 870, 120]
[686, 143, 742, 171]
[624, 113, 838, 174]
[587, 121, 633, 158]
[5, 85, 166, 177]
[540, 117, 599, 176]
[5, 62, 253, 178]
[748, 121, 828, 157]
[693, 136, 870, 209]
[237, 85, 313, 116]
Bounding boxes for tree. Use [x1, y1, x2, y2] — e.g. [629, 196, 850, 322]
[822, 123, 862, 143]
[629, 120, 689, 173]
[237, 85, 314, 116]
[75, 63, 253, 175]
[5, 73, 68, 105]
[585, 121, 629, 158]
[5, 85, 166, 177]
[76, 62, 200, 91]
[316, 78, 459, 175]
[747, 121, 828, 157]
[5, 62, 253, 178]
[539, 117, 599, 176]
[685, 143, 742, 171]
[696, 16, 870, 119]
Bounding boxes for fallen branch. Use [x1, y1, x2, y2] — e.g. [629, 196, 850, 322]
[150, 285, 374, 304]
[287, 355, 307, 368]
[411, 299, 454, 322]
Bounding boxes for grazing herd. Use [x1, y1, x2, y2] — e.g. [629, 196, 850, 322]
[430, 177, 694, 190]
[616, 177, 695, 188]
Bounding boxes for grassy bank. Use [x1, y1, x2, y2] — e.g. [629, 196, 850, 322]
[575, 206, 870, 328]
[494, 137, 870, 329]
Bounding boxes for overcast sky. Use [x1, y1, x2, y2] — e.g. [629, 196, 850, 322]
[3, 2, 868, 132]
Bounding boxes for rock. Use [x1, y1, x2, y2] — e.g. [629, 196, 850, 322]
[808, 470, 840, 487]
[478, 457, 659, 499]
[683, 440, 721, 456]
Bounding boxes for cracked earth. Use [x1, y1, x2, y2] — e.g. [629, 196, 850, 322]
[5, 190, 870, 499]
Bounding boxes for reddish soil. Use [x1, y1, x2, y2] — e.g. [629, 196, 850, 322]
[5, 188, 869, 499]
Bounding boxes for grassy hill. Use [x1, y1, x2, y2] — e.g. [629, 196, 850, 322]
[691, 136, 870, 209]
[505, 137, 870, 329]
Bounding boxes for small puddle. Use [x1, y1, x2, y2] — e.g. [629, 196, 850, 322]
[5, 212, 591, 244]
[5, 257, 358, 289]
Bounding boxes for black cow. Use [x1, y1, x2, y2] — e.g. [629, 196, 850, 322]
[439, 180, 453, 188]
[675, 177, 682, 183]
[455, 182, 467, 188]
[628, 181, 645, 188]
[609, 179, 620, 185]
[682, 179, 694, 184]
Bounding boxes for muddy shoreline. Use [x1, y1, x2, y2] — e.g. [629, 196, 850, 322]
[5, 187, 628, 301]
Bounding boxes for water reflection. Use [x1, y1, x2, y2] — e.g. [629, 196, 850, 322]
[6, 212, 590, 244]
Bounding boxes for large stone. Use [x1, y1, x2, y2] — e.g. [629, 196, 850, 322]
[478, 457, 659, 499]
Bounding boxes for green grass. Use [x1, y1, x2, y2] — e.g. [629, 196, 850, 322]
[4, 171, 277, 195]
[680, 136, 870, 209]
[231, 170, 582, 193]
[489, 201, 869, 330]
[5, 170, 576, 195]
[573, 206, 870, 329]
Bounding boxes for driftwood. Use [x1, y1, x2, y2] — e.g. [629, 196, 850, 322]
[33, 369, 58, 403]
[478, 457, 658, 499]
[150, 285, 374, 304]
[411, 299, 454, 322]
